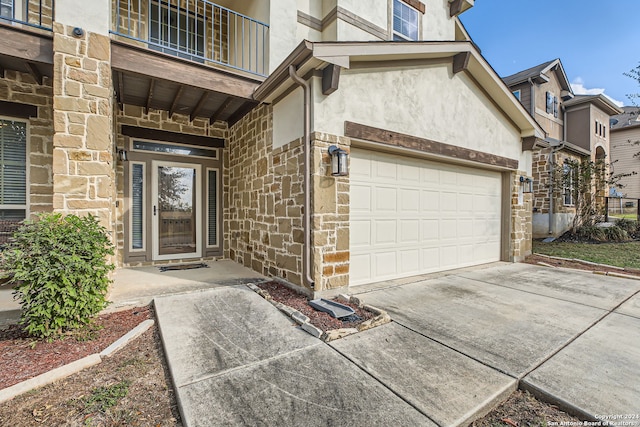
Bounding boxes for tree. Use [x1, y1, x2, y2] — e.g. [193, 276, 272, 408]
[555, 157, 634, 232]
[626, 62, 640, 106]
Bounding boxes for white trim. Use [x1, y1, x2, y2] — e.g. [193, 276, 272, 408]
[131, 138, 218, 160]
[205, 167, 220, 249]
[151, 160, 202, 261]
[0, 116, 29, 220]
[128, 161, 146, 252]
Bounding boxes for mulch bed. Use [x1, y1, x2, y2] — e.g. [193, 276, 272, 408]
[257, 281, 375, 331]
[0, 306, 152, 390]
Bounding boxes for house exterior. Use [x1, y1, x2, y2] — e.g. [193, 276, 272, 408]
[0, 0, 542, 296]
[503, 59, 622, 238]
[610, 106, 640, 200]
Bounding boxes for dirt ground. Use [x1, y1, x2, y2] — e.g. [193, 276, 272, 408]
[0, 312, 182, 426]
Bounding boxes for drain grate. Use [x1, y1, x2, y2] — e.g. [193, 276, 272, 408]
[159, 263, 209, 272]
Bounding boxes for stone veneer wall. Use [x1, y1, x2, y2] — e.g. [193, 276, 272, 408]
[532, 148, 551, 214]
[114, 105, 227, 265]
[311, 132, 350, 293]
[51, 24, 114, 233]
[225, 105, 308, 287]
[510, 170, 532, 261]
[0, 71, 54, 216]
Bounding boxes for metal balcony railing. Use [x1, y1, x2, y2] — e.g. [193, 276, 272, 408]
[112, 0, 269, 77]
[0, 0, 54, 31]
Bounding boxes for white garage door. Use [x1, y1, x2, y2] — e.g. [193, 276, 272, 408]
[350, 149, 503, 286]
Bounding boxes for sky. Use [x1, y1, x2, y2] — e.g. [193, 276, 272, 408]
[460, 0, 639, 107]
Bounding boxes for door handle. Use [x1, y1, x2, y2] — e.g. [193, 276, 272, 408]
[153, 205, 157, 216]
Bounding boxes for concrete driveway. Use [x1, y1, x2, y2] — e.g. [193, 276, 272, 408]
[155, 263, 640, 426]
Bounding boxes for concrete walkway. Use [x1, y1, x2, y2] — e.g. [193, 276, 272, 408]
[154, 262, 640, 426]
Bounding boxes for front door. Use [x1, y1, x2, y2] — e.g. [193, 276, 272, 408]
[152, 161, 202, 260]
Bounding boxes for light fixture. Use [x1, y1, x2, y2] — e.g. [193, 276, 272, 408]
[520, 176, 533, 193]
[117, 149, 128, 162]
[328, 145, 348, 176]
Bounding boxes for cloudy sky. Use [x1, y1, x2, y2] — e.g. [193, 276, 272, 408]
[460, 0, 639, 106]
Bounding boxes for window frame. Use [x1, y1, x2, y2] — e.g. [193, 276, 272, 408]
[512, 90, 521, 101]
[0, 116, 29, 221]
[205, 167, 220, 249]
[392, 0, 420, 41]
[129, 161, 146, 252]
[562, 161, 575, 206]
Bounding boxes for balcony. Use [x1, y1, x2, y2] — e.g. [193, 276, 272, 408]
[0, 0, 53, 31]
[111, 0, 269, 77]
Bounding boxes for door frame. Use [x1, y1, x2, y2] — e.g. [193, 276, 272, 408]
[151, 160, 203, 261]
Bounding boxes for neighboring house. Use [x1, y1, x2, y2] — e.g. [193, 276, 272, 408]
[610, 106, 640, 200]
[0, 0, 543, 296]
[503, 59, 622, 238]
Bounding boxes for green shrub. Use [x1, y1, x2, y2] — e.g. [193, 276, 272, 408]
[0, 213, 114, 339]
[615, 218, 639, 234]
[604, 226, 629, 242]
[575, 225, 606, 242]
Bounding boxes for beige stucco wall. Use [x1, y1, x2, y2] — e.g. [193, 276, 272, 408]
[422, 0, 455, 40]
[269, 0, 298, 73]
[611, 126, 640, 199]
[533, 75, 564, 142]
[56, 0, 110, 35]
[566, 106, 590, 150]
[273, 88, 304, 149]
[312, 63, 524, 164]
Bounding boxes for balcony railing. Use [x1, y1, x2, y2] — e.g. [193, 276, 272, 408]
[112, 0, 269, 77]
[0, 0, 54, 31]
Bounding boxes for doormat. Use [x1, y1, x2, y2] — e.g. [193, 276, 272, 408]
[159, 263, 209, 272]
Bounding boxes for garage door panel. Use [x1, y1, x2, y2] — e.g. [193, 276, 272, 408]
[351, 184, 372, 212]
[374, 252, 397, 277]
[421, 219, 440, 241]
[350, 149, 502, 286]
[399, 219, 420, 243]
[374, 220, 396, 245]
[350, 220, 371, 247]
[400, 189, 420, 211]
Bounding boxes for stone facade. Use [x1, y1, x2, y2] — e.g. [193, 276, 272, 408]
[225, 105, 307, 287]
[0, 70, 54, 217]
[51, 24, 114, 232]
[510, 170, 532, 261]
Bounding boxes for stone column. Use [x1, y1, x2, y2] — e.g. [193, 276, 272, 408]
[51, 22, 114, 233]
[311, 132, 351, 294]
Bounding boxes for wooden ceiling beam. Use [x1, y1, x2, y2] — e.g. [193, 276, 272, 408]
[209, 96, 233, 124]
[169, 86, 184, 118]
[190, 91, 210, 122]
[116, 71, 124, 110]
[25, 62, 42, 85]
[145, 78, 156, 114]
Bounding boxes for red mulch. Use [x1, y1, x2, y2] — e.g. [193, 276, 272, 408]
[0, 306, 152, 390]
[257, 281, 374, 332]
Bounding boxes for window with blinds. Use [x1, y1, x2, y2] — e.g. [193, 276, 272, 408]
[0, 119, 27, 220]
[131, 162, 144, 250]
[207, 169, 217, 247]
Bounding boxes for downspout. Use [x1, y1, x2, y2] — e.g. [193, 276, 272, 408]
[288, 65, 314, 289]
[548, 142, 565, 235]
[528, 78, 535, 116]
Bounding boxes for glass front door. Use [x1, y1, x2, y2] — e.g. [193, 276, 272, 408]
[152, 161, 202, 260]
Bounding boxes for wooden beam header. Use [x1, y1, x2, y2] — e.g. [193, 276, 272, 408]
[121, 125, 225, 148]
[345, 121, 519, 170]
[0, 100, 38, 119]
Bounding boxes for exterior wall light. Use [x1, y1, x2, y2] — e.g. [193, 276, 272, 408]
[328, 145, 348, 176]
[117, 149, 128, 162]
[520, 176, 533, 193]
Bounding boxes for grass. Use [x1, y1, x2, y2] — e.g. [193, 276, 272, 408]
[533, 240, 640, 269]
[81, 381, 130, 414]
[609, 213, 639, 220]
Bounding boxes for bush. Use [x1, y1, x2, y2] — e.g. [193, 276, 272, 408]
[575, 225, 607, 242]
[604, 226, 629, 242]
[0, 213, 115, 339]
[614, 218, 639, 234]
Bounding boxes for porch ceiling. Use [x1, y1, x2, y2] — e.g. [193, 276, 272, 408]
[0, 24, 53, 84]
[111, 42, 262, 126]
